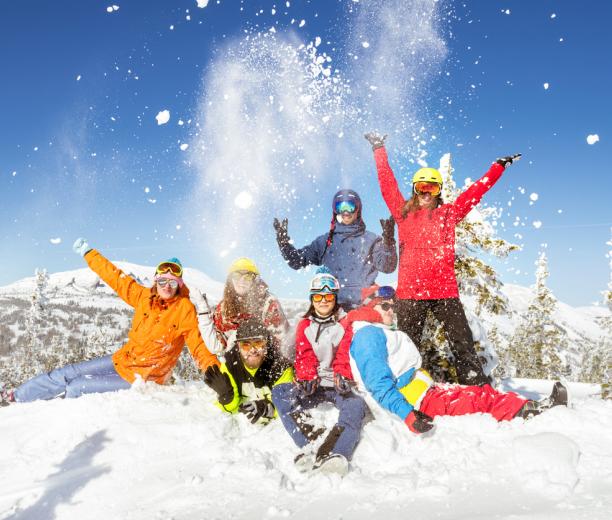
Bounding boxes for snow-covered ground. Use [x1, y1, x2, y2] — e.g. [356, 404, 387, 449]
[1, 380, 611, 520]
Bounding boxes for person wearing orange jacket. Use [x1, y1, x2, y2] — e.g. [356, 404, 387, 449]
[6, 238, 220, 403]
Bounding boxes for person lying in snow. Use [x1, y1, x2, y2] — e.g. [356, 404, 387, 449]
[273, 189, 397, 311]
[203, 318, 293, 425]
[365, 132, 521, 387]
[196, 257, 292, 360]
[271, 268, 368, 476]
[343, 285, 568, 435]
[1, 239, 220, 405]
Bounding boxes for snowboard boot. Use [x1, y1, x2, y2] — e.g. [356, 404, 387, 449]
[515, 382, 568, 419]
[293, 449, 316, 473]
[311, 453, 349, 477]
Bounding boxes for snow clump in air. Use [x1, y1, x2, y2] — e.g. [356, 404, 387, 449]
[49, 238, 62, 245]
[543, 83, 549, 90]
[106, 5, 119, 13]
[180, 143, 189, 151]
[533, 221, 543, 229]
[196, 0, 209, 7]
[586, 134, 599, 145]
[234, 191, 254, 209]
[530, 193, 539, 202]
[156, 110, 171, 125]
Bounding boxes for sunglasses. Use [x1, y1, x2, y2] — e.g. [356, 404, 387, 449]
[377, 302, 395, 311]
[414, 182, 441, 197]
[157, 278, 179, 289]
[238, 338, 267, 353]
[334, 200, 357, 214]
[156, 261, 183, 277]
[232, 271, 257, 281]
[312, 293, 336, 303]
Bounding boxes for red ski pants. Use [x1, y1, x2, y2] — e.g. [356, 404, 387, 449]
[419, 384, 527, 422]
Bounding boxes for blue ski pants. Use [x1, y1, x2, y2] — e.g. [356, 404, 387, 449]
[271, 382, 367, 460]
[14, 355, 131, 402]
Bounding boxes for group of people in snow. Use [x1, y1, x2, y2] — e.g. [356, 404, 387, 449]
[1, 134, 568, 476]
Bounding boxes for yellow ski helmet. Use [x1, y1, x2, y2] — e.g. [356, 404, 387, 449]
[228, 257, 260, 275]
[412, 167, 443, 185]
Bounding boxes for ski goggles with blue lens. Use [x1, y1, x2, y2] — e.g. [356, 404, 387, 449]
[334, 200, 357, 214]
[309, 275, 340, 294]
[363, 285, 396, 304]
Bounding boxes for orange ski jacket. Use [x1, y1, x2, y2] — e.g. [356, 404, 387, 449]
[84, 249, 220, 384]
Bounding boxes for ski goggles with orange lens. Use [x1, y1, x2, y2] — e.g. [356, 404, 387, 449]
[334, 200, 357, 214]
[414, 182, 441, 197]
[312, 293, 336, 303]
[238, 338, 268, 353]
[157, 278, 179, 289]
[156, 261, 183, 277]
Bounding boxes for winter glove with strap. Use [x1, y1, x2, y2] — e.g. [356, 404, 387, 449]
[296, 378, 319, 397]
[379, 216, 396, 247]
[72, 238, 92, 257]
[239, 399, 275, 424]
[203, 365, 234, 406]
[405, 410, 435, 434]
[364, 132, 387, 151]
[495, 153, 522, 168]
[273, 218, 291, 247]
[334, 373, 355, 396]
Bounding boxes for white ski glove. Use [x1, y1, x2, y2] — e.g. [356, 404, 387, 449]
[72, 238, 92, 257]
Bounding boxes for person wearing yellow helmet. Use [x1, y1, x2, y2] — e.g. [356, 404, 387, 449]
[365, 132, 521, 387]
[195, 256, 292, 360]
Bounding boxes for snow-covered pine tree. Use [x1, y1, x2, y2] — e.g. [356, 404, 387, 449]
[510, 251, 570, 379]
[418, 154, 519, 382]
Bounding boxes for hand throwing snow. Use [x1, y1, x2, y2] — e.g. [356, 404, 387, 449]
[364, 132, 387, 150]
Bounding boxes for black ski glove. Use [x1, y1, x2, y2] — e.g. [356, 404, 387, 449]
[273, 217, 290, 246]
[239, 399, 275, 424]
[404, 410, 435, 435]
[296, 378, 319, 397]
[203, 365, 234, 406]
[380, 216, 396, 247]
[495, 153, 522, 168]
[364, 132, 387, 150]
[333, 373, 355, 396]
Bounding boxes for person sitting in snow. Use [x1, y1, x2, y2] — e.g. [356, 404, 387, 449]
[271, 268, 368, 476]
[196, 257, 292, 360]
[0, 239, 220, 405]
[273, 189, 397, 311]
[203, 318, 293, 425]
[343, 285, 568, 435]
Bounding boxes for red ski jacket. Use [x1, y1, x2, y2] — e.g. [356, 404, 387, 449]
[374, 147, 505, 300]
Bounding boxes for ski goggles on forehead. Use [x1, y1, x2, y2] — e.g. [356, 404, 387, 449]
[156, 261, 183, 277]
[414, 182, 441, 197]
[311, 277, 340, 293]
[334, 200, 357, 214]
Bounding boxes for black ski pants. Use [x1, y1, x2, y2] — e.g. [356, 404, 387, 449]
[395, 297, 490, 386]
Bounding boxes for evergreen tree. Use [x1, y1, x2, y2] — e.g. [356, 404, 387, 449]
[510, 251, 570, 379]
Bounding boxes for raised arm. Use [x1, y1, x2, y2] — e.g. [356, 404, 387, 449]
[82, 248, 147, 308]
[273, 218, 324, 270]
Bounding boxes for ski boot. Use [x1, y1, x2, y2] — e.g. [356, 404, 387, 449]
[516, 382, 568, 419]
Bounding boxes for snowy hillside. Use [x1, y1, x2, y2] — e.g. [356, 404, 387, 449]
[1, 379, 611, 520]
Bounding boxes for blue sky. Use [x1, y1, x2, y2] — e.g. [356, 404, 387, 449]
[1, 0, 610, 307]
